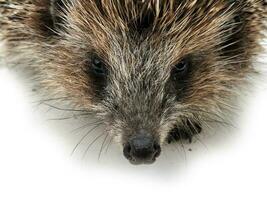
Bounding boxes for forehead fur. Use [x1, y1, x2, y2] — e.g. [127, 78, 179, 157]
[3, 1, 266, 54]
[64, 0, 235, 53]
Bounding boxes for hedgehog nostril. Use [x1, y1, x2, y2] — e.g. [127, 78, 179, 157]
[153, 143, 161, 158]
[123, 130, 161, 164]
[153, 143, 159, 151]
[123, 142, 132, 160]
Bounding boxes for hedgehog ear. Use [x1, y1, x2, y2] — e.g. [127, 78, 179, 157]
[49, 0, 69, 29]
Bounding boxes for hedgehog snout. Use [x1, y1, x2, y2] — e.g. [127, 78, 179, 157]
[123, 129, 161, 165]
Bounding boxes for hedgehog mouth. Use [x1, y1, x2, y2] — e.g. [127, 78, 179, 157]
[166, 121, 202, 144]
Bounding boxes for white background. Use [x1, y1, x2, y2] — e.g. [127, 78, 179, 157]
[0, 49, 266, 200]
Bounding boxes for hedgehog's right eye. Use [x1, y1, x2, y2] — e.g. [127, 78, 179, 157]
[89, 57, 108, 77]
[171, 58, 190, 80]
[84, 56, 108, 99]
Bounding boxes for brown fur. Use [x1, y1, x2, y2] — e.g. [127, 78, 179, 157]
[0, 0, 266, 162]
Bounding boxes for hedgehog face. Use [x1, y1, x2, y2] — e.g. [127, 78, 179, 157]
[4, 0, 265, 164]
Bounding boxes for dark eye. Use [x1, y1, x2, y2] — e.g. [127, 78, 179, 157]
[84, 56, 108, 99]
[90, 57, 108, 77]
[172, 58, 190, 79]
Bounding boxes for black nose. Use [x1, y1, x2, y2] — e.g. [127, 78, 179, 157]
[123, 130, 161, 164]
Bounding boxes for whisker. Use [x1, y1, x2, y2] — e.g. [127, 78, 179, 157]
[168, 134, 183, 158]
[70, 120, 104, 134]
[178, 109, 234, 129]
[43, 102, 90, 113]
[32, 96, 71, 104]
[98, 133, 109, 161]
[46, 114, 83, 121]
[105, 137, 113, 154]
[178, 132, 187, 162]
[180, 108, 234, 127]
[83, 133, 106, 159]
[202, 119, 236, 128]
[187, 119, 208, 150]
[71, 123, 102, 155]
[193, 134, 208, 150]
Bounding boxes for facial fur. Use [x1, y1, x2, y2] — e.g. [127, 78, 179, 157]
[1, 0, 266, 164]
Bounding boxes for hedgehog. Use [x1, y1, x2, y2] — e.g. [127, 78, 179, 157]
[0, 0, 266, 165]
